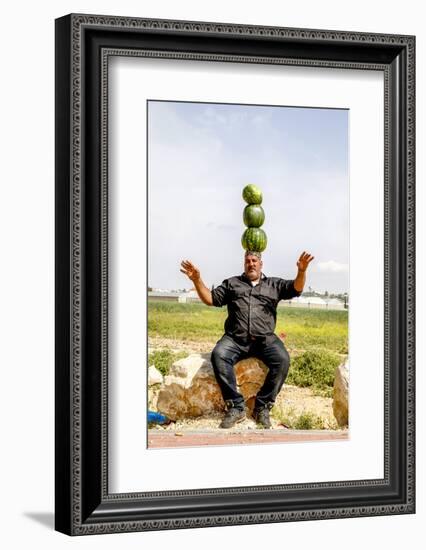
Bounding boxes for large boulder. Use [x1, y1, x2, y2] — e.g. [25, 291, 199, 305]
[156, 353, 268, 420]
[333, 360, 349, 427]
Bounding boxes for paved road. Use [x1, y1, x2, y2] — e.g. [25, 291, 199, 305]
[148, 429, 348, 448]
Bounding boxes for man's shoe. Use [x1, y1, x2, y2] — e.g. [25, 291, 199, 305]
[253, 407, 272, 429]
[219, 407, 246, 429]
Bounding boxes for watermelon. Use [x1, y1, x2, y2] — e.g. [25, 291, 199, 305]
[242, 184, 263, 205]
[241, 227, 267, 252]
[243, 204, 265, 228]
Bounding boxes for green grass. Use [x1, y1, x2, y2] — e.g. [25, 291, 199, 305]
[277, 308, 349, 354]
[148, 301, 227, 341]
[148, 300, 348, 355]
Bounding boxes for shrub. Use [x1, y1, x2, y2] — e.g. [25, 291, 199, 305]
[271, 407, 329, 430]
[293, 411, 325, 430]
[148, 349, 188, 377]
[287, 350, 341, 392]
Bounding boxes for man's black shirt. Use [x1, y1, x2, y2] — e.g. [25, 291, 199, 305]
[211, 273, 301, 344]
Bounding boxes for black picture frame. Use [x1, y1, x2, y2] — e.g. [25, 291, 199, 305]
[55, 13, 415, 535]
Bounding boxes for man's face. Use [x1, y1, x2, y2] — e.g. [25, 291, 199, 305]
[244, 254, 262, 281]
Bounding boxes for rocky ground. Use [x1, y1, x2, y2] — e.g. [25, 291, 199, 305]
[148, 337, 346, 433]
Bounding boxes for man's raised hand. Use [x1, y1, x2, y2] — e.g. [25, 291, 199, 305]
[180, 260, 201, 282]
[297, 251, 314, 272]
[180, 260, 213, 305]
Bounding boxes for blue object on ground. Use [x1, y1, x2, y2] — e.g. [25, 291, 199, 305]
[148, 410, 171, 425]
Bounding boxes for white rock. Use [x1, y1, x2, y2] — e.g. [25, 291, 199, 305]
[148, 365, 164, 386]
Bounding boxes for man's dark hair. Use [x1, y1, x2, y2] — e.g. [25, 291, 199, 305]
[244, 250, 262, 259]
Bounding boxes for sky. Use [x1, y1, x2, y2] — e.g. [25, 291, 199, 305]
[148, 100, 349, 294]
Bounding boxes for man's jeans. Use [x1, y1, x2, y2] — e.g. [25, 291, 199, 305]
[210, 334, 290, 411]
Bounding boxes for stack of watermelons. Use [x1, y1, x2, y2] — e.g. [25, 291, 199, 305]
[241, 184, 267, 252]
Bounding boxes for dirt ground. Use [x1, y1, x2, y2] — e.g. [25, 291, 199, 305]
[148, 336, 215, 354]
[149, 384, 339, 431]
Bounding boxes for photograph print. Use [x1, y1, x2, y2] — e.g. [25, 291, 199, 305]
[147, 99, 349, 449]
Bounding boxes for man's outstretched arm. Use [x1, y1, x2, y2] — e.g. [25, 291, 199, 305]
[293, 251, 314, 293]
[180, 260, 213, 306]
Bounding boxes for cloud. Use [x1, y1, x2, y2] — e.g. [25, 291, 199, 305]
[317, 260, 349, 273]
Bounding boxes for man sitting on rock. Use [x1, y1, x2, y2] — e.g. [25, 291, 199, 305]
[180, 250, 314, 429]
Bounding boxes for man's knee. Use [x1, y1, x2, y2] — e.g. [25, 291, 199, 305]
[211, 341, 226, 365]
[211, 337, 235, 370]
[212, 334, 237, 356]
[212, 337, 246, 382]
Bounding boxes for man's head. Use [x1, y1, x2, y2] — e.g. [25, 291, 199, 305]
[244, 250, 263, 282]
